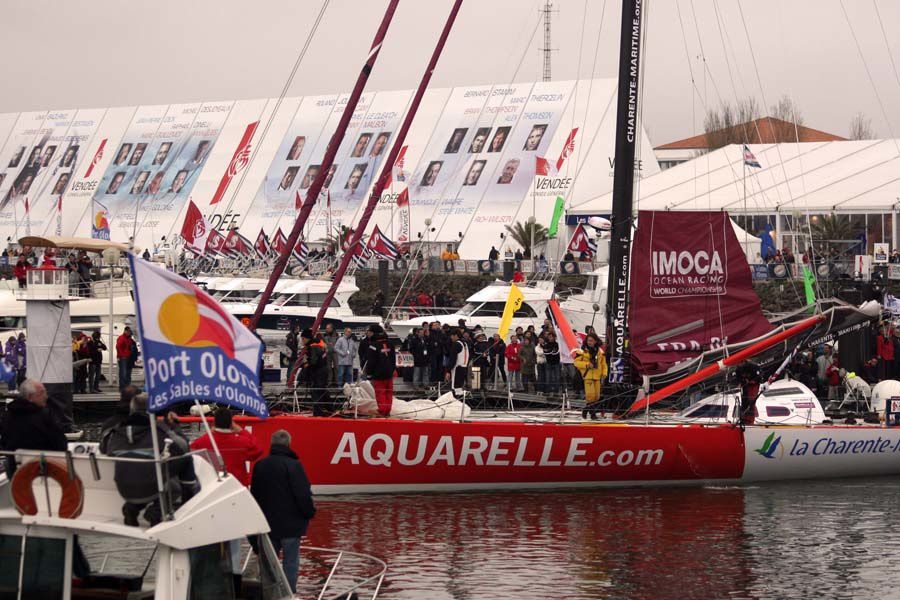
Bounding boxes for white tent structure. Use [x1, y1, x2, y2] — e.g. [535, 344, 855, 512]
[570, 141, 900, 252]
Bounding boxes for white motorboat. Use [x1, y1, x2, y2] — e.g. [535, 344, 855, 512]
[196, 275, 383, 341]
[389, 280, 556, 338]
[0, 445, 386, 598]
[389, 269, 606, 339]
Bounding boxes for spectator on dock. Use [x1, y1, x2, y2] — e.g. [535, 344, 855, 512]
[409, 327, 430, 388]
[285, 323, 300, 377]
[13, 254, 28, 288]
[518, 336, 537, 393]
[0, 379, 67, 476]
[251, 429, 316, 594]
[190, 408, 262, 486]
[505, 334, 522, 392]
[449, 329, 469, 392]
[490, 333, 507, 386]
[825, 357, 842, 402]
[815, 345, 834, 397]
[334, 327, 358, 386]
[88, 331, 107, 393]
[322, 323, 339, 386]
[116, 327, 135, 390]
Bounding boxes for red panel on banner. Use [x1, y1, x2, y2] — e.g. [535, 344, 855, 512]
[243, 416, 745, 489]
[629, 210, 772, 373]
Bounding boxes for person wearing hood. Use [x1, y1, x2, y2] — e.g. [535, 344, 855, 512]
[364, 324, 395, 416]
[0, 379, 67, 476]
[574, 333, 607, 419]
[251, 429, 316, 594]
[100, 394, 198, 526]
[3, 335, 17, 390]
[13, 333, 26, 386]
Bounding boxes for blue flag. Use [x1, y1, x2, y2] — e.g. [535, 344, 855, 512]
[128, 253, 268, 418]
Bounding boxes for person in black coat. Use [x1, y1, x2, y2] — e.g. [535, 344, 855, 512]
[250, 429, 316, 594]
[0, 379, 67, 475]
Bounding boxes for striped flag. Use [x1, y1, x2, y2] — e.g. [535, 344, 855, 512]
[365, 225, 399, 260]
[743, 144, 761, 168]
[224, 229, 253, 257]
[254, 229, 269, 257]
[292, 239, 309, 266]
[271, 228, 289, 256]
[567, 223, 597, 258]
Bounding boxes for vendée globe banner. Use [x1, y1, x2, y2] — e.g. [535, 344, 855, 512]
[0, 80, 657, 255]
[129, 253, 267, 418]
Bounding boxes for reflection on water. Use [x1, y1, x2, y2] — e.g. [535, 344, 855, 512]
[306, 478, 900, 600]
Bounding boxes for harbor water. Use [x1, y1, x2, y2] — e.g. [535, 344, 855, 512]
[302, 478, 900, 599]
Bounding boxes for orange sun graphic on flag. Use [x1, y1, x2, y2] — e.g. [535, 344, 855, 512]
[157, 291, 236, 358]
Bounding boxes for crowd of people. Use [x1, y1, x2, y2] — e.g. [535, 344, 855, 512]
[3, 245, 97, 293]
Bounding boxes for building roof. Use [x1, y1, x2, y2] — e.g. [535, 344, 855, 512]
[570, 140, 900, 215]
[655, 117, 846, 150]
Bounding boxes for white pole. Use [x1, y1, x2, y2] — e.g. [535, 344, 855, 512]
[148, 415, 170, 520]
[108, 259, 115, 388]
[194, 399, 224, 480]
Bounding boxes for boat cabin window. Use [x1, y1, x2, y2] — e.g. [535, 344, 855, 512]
[765, 406, 792, 418]
[685, 404, 730, 419]
[189, 543, 236, 599]
[0, 534, 67, 598]
[71, 316, 102, 325]
[268, 293, 337, 308]
[0, 316, 25, 330]
[462, 302, 537, 318]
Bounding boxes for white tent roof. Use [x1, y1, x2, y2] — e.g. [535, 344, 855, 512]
[570, 140, 900, 215]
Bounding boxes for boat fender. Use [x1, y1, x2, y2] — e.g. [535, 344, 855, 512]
[11, 458, 85, 519]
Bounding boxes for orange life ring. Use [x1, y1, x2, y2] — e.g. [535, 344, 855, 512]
[11, 458, 84, 519]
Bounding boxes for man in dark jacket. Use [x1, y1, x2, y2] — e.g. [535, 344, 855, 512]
[0, 379, 67, 475]
[408, 328, 430, 388]
[364, 324, 395, 416]
[88, 331, 107, 393]
[299, 329, 333, 416]
[251, 429, 316, 594]
[285, 323, 299, 376]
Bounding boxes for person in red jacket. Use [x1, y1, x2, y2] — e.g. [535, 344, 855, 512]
[190, 408, 262, 486]
[505, 334, 522, 392]
[825, 357, 842, 402]
[877, 326, 895, 380]
[116, 327, 134, 390]
[13, 255, 28, 288]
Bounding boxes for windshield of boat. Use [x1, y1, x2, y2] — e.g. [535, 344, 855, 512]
[458, 301, 537, 318]
[265, 293, 338, 308]
[0, 316, 25, 331]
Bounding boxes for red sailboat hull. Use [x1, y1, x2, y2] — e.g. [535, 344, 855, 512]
[240, 416, 745, 494]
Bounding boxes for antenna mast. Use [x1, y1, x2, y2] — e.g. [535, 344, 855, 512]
[541, 1, 556, 81]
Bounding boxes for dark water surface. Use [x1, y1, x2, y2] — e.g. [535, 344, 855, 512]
[304, 479, 900, 600]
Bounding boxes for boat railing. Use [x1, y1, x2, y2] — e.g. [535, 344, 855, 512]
[386, 306, 460, 321]
[0, 446, 226, 525]
[15, 268, 132, 301]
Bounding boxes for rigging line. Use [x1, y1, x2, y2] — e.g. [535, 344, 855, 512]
[210, 0, 331, 237]
[552, 0, 609, 285]
[872, 0, 900, 94]
[675, 0, 700, 202]
[773, 3, 823, 302]
[408, 7, 543, 266]
[839, 0, 900, 157]
[437, 15, 545, 251]
[733, 1, 807, 233]
[711, 1, 784, 213]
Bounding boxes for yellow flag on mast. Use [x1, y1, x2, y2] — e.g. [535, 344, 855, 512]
[497, 284, 524, 342]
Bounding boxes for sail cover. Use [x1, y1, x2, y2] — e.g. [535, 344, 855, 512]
[629, 210, 772, 373]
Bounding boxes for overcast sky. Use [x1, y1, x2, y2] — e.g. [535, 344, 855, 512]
[2, 0, 899, 147]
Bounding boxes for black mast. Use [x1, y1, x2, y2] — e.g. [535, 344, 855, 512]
[605, 0, 645, 385]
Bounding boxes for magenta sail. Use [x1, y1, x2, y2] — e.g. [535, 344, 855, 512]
[628, 210, 772, 374]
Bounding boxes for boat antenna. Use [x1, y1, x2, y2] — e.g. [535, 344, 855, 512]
[310, 0, 465, 335]
[250, 0, 401, 331]
[605, 0, 646, 387]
